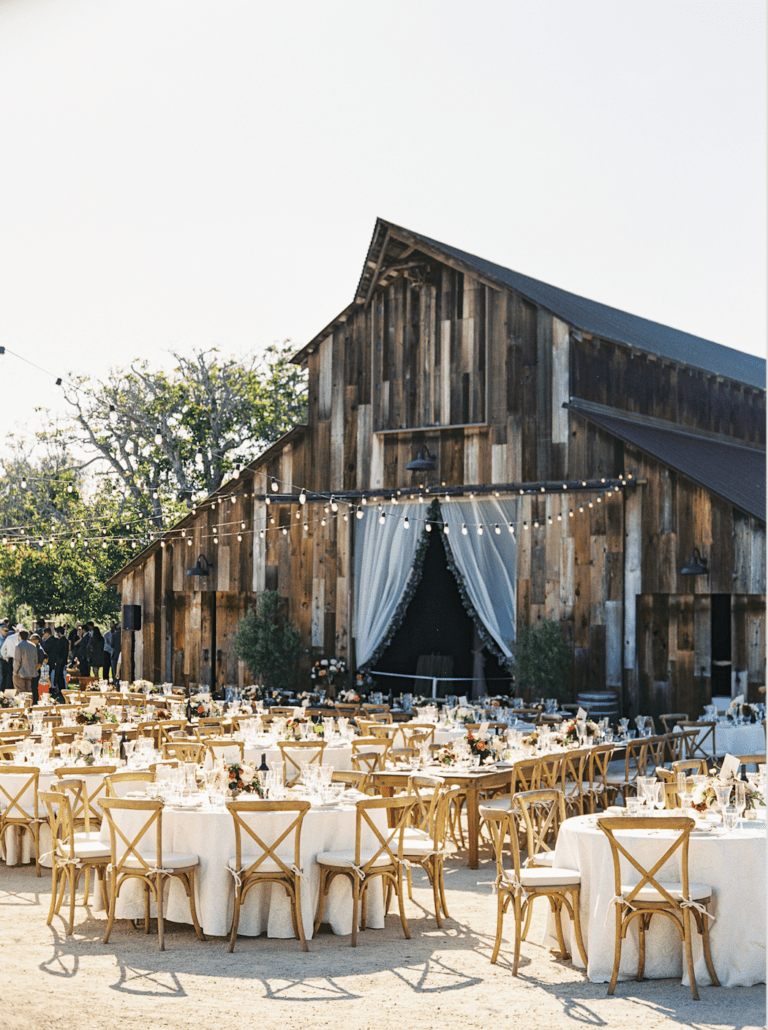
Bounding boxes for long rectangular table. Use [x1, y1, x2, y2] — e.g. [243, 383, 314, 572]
[373, 765, 511, 869]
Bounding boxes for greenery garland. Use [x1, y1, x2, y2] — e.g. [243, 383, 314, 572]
[358, 499, 439, 675]
[440, 524, 513, 670]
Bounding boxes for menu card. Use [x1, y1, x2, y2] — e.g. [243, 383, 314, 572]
[720, 753, 740, 780]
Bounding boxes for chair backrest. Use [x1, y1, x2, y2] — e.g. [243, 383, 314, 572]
[351, 750, 385, 778]
[353, 794, 416, 872]
[677, 722, 716, 761]
[479, 804, 523, 884]
[352, 736, 392, 763]
[559, 748, 588, 814]
[733, 754, 766, 773]
[105, 770, 156, 798]
[406, 774, 445, 834]
[334, 703, 361, 720]
[535, 755, 562, 791]
[268, 707, 298, 719]
[515, 788, 567, 864]
[0, 765, 40, 820]
[671, 758, 708, 777]
[660, 713, 689, 734]
[163, 740, 204, 763]
[644, 734, 669, 770]
[0, 744, 18, 760]
[276, 740, 327, 786]
[597, 816, 696, 910]
[512, 757, 541, 794]
[361, 705, 392, 724]
[99, 797, 165, 874]
[204, 738, 245, 766]
[51, 728, 78, 747]
[330, 769, 366, 790]
[149, 760, 180, 772]
[368, 724, 398, 742]
[227, 798, 310, 879]
[587, 743, 615, 793]
[39, 788, 78, 862]
[196, 717, 227, 739]
[400, 724, 436, 747]
[623, 737, 649, 779]
[655, 767, 679, 808]
[430, 785, 463, 851]
[54, 765, 117, 825]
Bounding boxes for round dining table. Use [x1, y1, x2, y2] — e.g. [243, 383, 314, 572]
[97, 798, 387, 939]
[543, 813, 766, 988]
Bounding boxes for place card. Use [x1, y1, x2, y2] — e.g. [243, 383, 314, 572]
[576, 707, 587, 721]
[720, 753, 740, 780]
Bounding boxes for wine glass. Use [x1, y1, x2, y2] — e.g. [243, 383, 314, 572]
[734, 781, 746, 822]
[676, 772, 688, 806]
[652, 781, 666, 811]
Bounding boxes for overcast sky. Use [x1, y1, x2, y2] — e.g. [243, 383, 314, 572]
[0, 0, 764, 442]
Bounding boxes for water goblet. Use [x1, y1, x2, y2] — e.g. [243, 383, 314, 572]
[713, 783, 731, 820]
[722, 806, 738, 833]
[676, 772, 689, 806]
[626, 797, 643, 817]
[734, 781, 746, 821]
[652, 781, 666, 811]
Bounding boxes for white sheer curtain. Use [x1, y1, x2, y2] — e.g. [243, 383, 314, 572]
[353, 502, 423, 668]
[441, 498, 517, 658]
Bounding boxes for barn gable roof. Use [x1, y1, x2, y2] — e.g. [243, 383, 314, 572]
[567, 398, 766, 522]
[345, 219, 765, 391]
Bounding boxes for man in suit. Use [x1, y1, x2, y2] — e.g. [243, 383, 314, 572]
[13, 630, 39, 698]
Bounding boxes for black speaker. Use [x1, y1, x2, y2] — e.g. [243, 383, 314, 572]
[122, 604, 142, 631]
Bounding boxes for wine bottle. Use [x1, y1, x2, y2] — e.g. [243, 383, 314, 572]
[259, 752, 269, 773]
[119, 730, 128, 762]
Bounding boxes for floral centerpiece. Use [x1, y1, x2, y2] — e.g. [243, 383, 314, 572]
[74, 737, 95, 765]
[434, 743, 458, 767]
[337, 689, 360, 704]
[188, 694, 214, 719]
[522, 731, 539, 747]
[6, 716, 30, 731]
[0, 695, 19, 709]
[227, 762, 264, 796]
[691, 771, 762, 813]
[75, 702, 117, 726]
[466, 730, 494, 764]
[131, 679, 163, 694]
[355, 671, 376, 692]
[311, 656, 347, 687]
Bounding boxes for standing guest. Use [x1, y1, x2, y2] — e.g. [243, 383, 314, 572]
[30, 633, 45, 705]
[42, 628, 57, 693]
[73, 626, 90, 677]
[13, 630, 39, 697]
[68, 621, 82, 659]
[52, 626, 69, 696]
[0, 624, 12, 693]
[35, 618, 46, 639]
[2, 625, 21, 690]
[105, 622, 121, 685]
[88, 626, 107, 679]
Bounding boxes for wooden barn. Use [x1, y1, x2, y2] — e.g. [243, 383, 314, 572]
[107, 218, 766, 718]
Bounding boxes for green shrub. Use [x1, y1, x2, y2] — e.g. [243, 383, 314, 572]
[510, 618, 570, 701]
[234, 591, 306, 694]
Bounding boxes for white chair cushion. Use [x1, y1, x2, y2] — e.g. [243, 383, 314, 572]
[227, 855, 286, 875]
[479, 796, 512, 812]
[402, 827, 431, 842]
[72, 841, 111, 860]
[121, 851, 199, 870]
[74, 831, 102, 843]
[621, 881, 713, 903]
[517, 866, 581, 887]
[401, 840, 439, 858]
[316, 848, 393, 869]
[531, 851, 556, 867]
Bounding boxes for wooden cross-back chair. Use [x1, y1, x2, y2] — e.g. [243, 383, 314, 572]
[334, 703, 361, 720]
[314, 794, 416, 946]
[644, 734, 670, 772]
[99, 797, 204, 951]
[474, 757, 542, 851]
[584, 743, 615, 813]
[105, 770, 156, 798]
[515, 788, 570, 942]
[162, 740, 205, 764]
[361, 705, 392, 723]
[0, 764, 42, 874]
[605, 737, 649, 804]
[660, 713, 689, 735]
[226, 799, 311, 952]
[39, 787, 111, 934]
[671, 758, 708, 777]
[597, 816, 719, 999]
[54, 765, 117, 829]
[479, 803, 587, 974]
[276, 739, 327, 787]
[368, 724, 398, 743]
[398, 723, 436, 748]
[351, 736, 392, 768]
[559, 748, 589, 817]
[0, 743, 18, 760]
[677, 722, 717, 763]
[399, 784, 462, 927]
[194, 717, 228, 739]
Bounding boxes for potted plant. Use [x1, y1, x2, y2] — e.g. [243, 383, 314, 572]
[234, 591, 306, 695]
[509, 618, 570, 703]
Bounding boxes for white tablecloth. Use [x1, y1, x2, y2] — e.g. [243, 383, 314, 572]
[544, 814, 766, 987]
[674, 722, 765, 759]
[98, 801, 386, 938]
[202, 739, 354, 774]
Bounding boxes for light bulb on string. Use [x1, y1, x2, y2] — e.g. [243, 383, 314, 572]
[154, 429, 162, 445]
[557, 512, 562, 521]
[343, 512, 348, 522]
[425, 522, 432, 533]
[237, 534, 242, 542]
[108, 404, 117, 425]
[324, 505, 329, 515]
[299, 489, 307, 505]
[588, 500, 594, 508]
[303, 522, 308, 532]
[233, 464, 241, 479]
[259, 530, 264, 539]
[461, 523, 468, 535]
[379, 512, 386, 525]
[508, 522, 515, 534]
[403, 516, 410, 530]
[355, 508, 364, 520]
[494, 524, 501, 535]
[523, 521, 528, 530]
[21, 477, 27, 490]
[213, 536, 219, 544]
[330, 497, 338, 512]
[596, 495, 602, 503]
[270, 477, 279, 492]
[547, 515, 553, 525]
[281, 527, 287, 535]
[568, 508, 574, 517]
[579, 504, 584, 513]
[187, 538, 193, 546]
[533, 520, 539, 529]
[321, 517, 326, 527]
[443, 524, 450, 535]
[265, 495, 271, 506]
[477, 525, 484, 536]
[67, 485, 73, 494]
[269, 515, 275, 525]
[241, 522, 246, 530]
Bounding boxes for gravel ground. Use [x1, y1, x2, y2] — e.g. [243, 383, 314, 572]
[0, 857, 764, 1030]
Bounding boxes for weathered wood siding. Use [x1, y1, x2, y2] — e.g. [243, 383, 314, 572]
[109, 244, 765, 714]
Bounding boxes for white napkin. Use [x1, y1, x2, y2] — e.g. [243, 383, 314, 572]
[720, 754, 740, 780]
[576, 707, 587, 721]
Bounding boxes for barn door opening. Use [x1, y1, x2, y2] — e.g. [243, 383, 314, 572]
[374, 529, 510, 697]
[710, 594, 732, 700]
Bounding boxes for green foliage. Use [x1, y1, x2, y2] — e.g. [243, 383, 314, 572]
[234, 591, 306, 693]
[509, 618, 571, 701]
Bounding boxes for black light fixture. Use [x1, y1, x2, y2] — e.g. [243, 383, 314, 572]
[680, 547, 709, 576]
[186, 554, 213, 578]
[406, 445, 436, 472]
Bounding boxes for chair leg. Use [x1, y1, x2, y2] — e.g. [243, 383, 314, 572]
[700, 910, 720, 987]
[228, 884, 242, 953]
[292, 876, 309, 952]
[406, 864, 413, 900]
[430, 860, 443, 928]
[521, 895, 534, 941]
[156, 876, 165, 952]
[682, 909, 699, 1001]
[103, 872, 118, 944]
[350, 876, 360, 947]
[511, 894, 522, 976]
[570, 889, 588, 969]
[144, 882, 151, 933]
[607, 911, 623, 995]
[46, 863, 60, 926]
[67, 866, 77, 935]
[552, 897, 570, 959]
[637, 914, 648, 982]
[490, 889, 506, 964]
[394, 868, 410, 940]
[184, 870, 205, 942]
[313, 868, 330, 936]
[82, 866, 91, 906]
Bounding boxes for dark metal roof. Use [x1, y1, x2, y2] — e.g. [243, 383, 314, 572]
[567, 400, 766, 522]
[376, 220, 765, 391]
